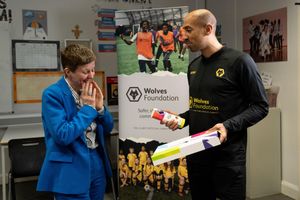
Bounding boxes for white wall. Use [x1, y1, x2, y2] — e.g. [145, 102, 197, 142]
[0, 24, 13, 114]
[206, 0, 237, 48]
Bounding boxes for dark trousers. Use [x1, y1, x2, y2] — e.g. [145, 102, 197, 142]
[138, 60, 156, 73]
[187, 158, 246, 200]
[155, 45, 163, 61]
[154, 45, 163, 67]
[162, 51, 173, 71]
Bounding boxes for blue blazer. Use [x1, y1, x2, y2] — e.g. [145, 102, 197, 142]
[37, 77, 114, 194]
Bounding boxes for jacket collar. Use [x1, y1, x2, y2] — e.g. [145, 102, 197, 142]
[57, 76, 72, 95]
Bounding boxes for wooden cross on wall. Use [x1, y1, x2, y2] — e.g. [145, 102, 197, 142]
[72, 24, 82, 39]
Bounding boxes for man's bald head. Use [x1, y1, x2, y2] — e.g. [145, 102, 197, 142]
[185, 9, 217, 32]
[181, 9, 222, 54]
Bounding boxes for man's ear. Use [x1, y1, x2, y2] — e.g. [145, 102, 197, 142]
[204, 23, 213, 35]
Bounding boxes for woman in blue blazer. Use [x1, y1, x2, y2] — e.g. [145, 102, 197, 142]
[37, 44, 114, 200]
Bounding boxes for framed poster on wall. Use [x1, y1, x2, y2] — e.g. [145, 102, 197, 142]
[106, 76, 118, 105]
[242, 7, 287, 62]
[64, 39, 92, 49]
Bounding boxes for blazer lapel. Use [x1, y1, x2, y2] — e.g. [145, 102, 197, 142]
[57, 77, 87, 143]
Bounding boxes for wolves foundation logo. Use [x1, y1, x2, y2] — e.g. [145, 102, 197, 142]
[126, 87, 142, 102]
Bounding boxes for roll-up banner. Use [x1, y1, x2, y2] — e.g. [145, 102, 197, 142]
[116, 6, 192, 199]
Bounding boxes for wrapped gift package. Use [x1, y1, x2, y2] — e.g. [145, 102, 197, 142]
[151, 130, 221, 166]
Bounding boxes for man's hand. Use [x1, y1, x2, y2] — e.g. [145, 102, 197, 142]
[80, 81, 96, 108]
[208, 123, 228, 143]
[162, 119, 178, 131]
[90, 80, 104, 111]
[160, 110, 178, 131]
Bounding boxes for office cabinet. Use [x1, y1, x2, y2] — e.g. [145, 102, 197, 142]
[246, 108, 281, 198]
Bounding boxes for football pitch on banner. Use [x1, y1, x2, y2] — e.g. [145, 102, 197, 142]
[117, 36, 189, 75]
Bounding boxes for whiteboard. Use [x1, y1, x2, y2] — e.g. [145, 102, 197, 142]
[12, 40, 60, 71]
[0, 24, 13, 113]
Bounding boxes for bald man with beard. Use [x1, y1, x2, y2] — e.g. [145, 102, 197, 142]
[162, 9, 269, 200]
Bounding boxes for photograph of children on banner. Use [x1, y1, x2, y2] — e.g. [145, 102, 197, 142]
[119, 138, 191, 199]
[243, 7, 287, 62]
[115, 7, 189, 75]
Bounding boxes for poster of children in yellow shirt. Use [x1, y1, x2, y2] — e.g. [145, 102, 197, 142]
[118, 144, 190, 199]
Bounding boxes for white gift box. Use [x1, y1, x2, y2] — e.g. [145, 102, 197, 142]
[151, 131, 221, 166]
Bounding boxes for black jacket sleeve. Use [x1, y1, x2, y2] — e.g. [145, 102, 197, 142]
[223, 54, 269, 132]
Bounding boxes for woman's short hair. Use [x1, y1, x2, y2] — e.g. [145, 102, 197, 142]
[61, 44, 96, 72]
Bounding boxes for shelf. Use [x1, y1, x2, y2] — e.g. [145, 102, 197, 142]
[0, 113, 42, 128]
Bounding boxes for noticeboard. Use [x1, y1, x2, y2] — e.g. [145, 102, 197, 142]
[13, 71, 105, 103]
